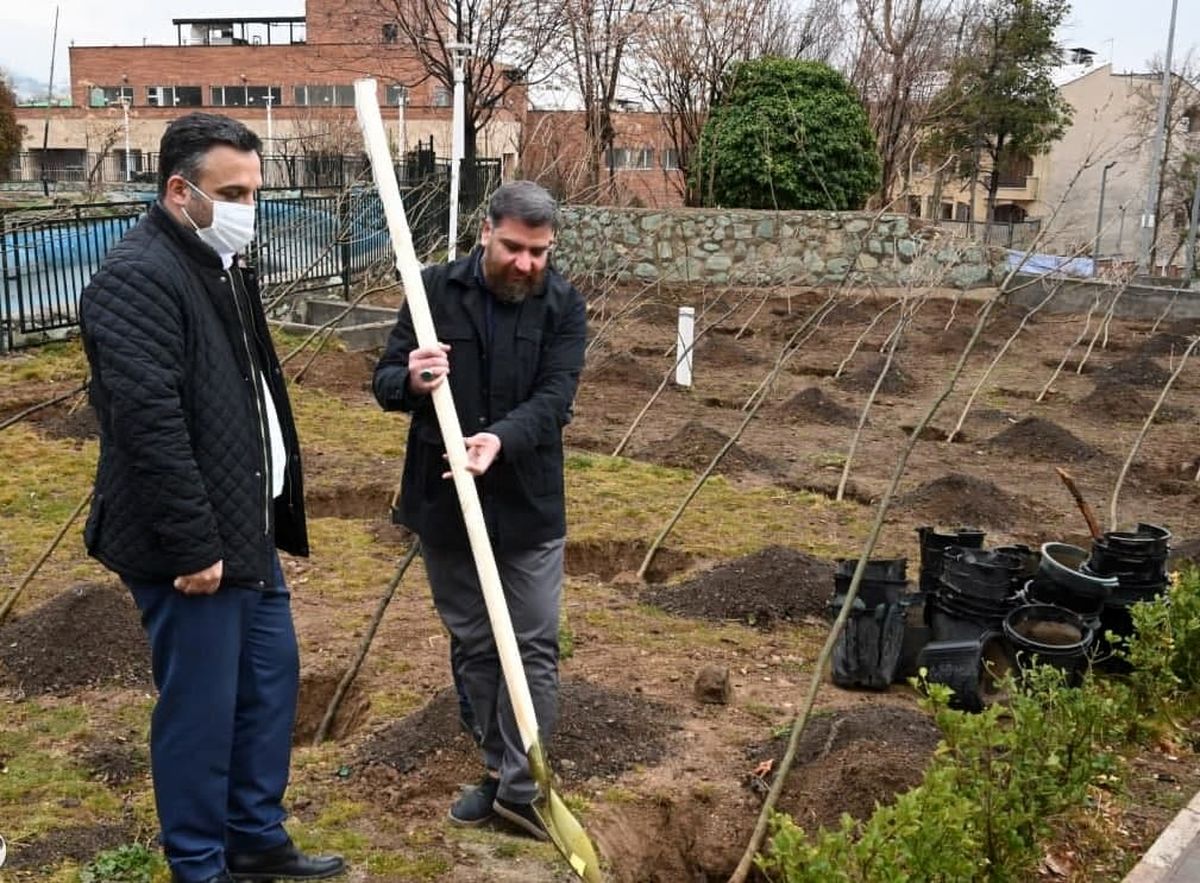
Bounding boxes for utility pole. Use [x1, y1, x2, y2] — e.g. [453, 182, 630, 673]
[40, 5, 60, 197]
[264, 92, 274, 151]
[1137, 0, 1180, 275]
[1094, 160, 1117, 265]
[396, 87, 407, 160]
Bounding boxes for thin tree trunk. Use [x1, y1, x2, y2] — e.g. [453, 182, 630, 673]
[0, 490, 93, 625]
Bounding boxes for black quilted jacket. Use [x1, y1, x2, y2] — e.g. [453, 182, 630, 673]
[373, 250, 586, 552]
[79, 202, 308, 588]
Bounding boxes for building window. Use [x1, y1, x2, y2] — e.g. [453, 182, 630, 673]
[607, 147, 654, 171]
[907, 195, 922, 217]
[386, 84, 408, 106]
[432, 86, 451, 107]
[294, 85, 355, 106]
[90, 85, 134, 107]
[382, 22, 399, 43]
[211, 85, 282, 107]
[660, 148, 679, 170]
[954, 202, 971, 222]
[146, 85, 202, 107]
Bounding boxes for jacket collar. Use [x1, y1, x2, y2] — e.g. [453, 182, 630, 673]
[147, 201, 226, 271]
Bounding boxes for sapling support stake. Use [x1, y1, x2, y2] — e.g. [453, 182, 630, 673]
[734, 291, 772, 340]
[837, 304, 909, 501]
[946, 277, 1065, 443]
[833, 298, 901, 378]
[313, 541, 420, 745]
[1148, 288, 1182, 337]
[353, 78, 601, 882]
[1037, 294, 1101, 402]
[1077, 276, 1131, 374]
[0, 489, 93, 625]
[1109, 336, 1199, 529]
[726, 288, 1005, 883]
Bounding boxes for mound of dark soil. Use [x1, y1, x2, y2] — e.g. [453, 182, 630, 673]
[642, 546, 834, 628]
[1075, 380, 1192, 424]
[1099, 356, 1173, 388]
[290, 349, 376, 399]
[928, 322, 995, 356]
[27, 402, 99, 441]
[778, 387, 858, 426]
[748, 704, 941, 832]
[836, 354, 913, 394]
[695, 333, 765, 369]
[0, 584, 150, 695]
[584, 351, 660, 391]
[361, 679, 680, 784]
[1, 823, 133, 871]
[637, 421, 781, 475]
[80, 739, 148, 786]
[987, 417, 1102, 462]
[896, 473, 1040, 530]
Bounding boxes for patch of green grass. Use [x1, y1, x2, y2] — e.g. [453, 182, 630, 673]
[79, 843, 163, 883]
[363, 850, 451, 878]
[0, 341, 88, 385]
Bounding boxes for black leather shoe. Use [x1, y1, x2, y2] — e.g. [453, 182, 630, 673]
[227, 841, 345, 881]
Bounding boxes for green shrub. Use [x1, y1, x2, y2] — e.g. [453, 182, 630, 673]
[79, 843, 160, 883]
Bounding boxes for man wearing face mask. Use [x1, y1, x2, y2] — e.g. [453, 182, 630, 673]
[79, 113, 344, 883]
[373, 181, 586, 841]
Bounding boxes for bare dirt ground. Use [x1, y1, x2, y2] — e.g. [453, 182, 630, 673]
[3, 285, 1200, 881]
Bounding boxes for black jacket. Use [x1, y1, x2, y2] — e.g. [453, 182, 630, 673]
[373, 250, 586, 551]
[79, 202, 308, 588]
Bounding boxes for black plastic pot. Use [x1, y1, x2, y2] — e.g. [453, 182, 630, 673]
[1003, 604, 1093, 683]
[941, 546, 1024, 601]
[917, 632, 1013, 713]
[834, 557, 909, 606]
[1038, 543, 1118, 601]
[917, 526, 986, 594]
[830, 596, 908, 691]
[993, 544, 1040, 581]
[1099, 523, 1171, 558]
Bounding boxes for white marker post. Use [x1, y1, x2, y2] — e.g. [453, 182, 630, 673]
[675, 306, 695, 387]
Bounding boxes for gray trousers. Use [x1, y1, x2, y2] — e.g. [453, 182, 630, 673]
[421, 537, 563, 803]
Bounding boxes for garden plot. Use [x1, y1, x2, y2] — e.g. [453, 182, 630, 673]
[3, 285, 1200, 880]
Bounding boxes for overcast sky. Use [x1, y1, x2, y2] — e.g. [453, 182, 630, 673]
[0, 0, 1196, 95]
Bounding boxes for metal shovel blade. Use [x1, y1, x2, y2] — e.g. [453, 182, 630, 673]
[528, 741, 603, 882]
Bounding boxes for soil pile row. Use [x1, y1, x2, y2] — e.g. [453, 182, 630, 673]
[837, 354, 913, 394]
[778, 387, 858, 426]
[987, 416, 1102, 462]
[637, 421, 780, 476]
[896, 473, 1041, 530]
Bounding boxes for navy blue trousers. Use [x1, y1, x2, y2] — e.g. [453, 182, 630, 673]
[126, 556, 299, 882]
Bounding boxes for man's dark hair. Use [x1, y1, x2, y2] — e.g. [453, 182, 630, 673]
[157, 113, 262, 196]
[487, 180, 558, 230]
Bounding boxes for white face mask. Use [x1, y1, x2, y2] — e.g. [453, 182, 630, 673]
[182, 180, 256, 259]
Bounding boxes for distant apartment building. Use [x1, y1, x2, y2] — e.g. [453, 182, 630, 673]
[906, 61, 1200, 266]
[12, 0, 526, 186]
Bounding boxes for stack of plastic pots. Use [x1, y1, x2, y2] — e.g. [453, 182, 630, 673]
[1027, 542, 1117, 631]
[930, 546, 1026, 642]
[1087, 523, 1171, 656]
[829, 558, 910, 691]
[916, 631, 1014, 712]
[917, 526, 986, 596]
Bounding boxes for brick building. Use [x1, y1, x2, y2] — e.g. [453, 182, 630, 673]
[13, 1, 526, 185]
[523, 109, 686, 207]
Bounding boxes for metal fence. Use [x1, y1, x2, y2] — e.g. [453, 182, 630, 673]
[1, 158, 500, 349]
[6, 149, 477, 192]
[930, 217, 1043, 250]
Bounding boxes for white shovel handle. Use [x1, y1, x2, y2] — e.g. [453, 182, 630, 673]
[353, 78, 541, 752]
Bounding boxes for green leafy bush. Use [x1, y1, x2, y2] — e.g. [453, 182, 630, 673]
[692, 58, 880, 211]
[79, 843, 160, 883]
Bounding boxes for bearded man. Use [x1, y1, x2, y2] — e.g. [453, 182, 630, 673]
[372, 180, 586, 840]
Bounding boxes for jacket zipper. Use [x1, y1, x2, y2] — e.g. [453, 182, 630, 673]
[228, 269, 272, 537]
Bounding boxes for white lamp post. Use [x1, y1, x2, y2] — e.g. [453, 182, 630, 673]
[119, 96, 131, 183]
[396, 86, 408, 159]
[447, 40, 472, 260]
[264, 92, 274, 152]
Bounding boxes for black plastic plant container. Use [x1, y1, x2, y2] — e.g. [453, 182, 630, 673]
[1099, 523, 1171, 558]
[916, 632, 1013, 713]
[1038, 542, 1117, 602]
[941, 546, 1024, 601]
[1003, 604, 1093, 684]
[993, 544, 1040, 581]
[834, 557, 908, 606]
[917, 526, 986, 594]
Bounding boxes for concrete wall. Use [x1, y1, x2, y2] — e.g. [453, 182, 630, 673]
[1007, 273, 1200, 319]
[554, 205, 1005, 289]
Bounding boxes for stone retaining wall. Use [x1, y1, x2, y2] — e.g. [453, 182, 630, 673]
[554, 205, 1004, 289]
